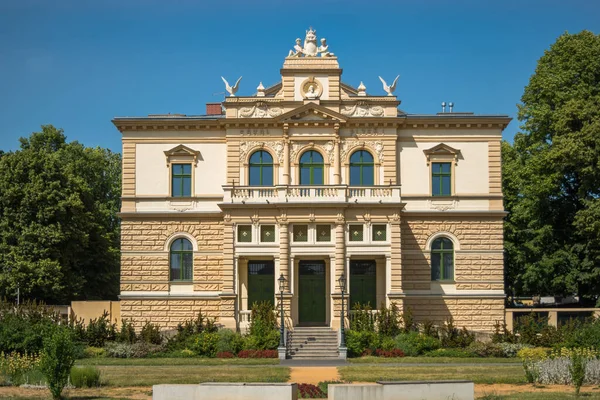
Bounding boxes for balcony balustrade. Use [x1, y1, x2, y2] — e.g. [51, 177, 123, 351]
[222, 185, 401, 205]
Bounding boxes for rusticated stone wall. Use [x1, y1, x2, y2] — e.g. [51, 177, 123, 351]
[120, 299, 222, 329]
[403, 297, 505, 333]
[401, 216, 504, 291]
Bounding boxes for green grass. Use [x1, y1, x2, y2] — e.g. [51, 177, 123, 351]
[76, 357, 279, 366]
[98, 365, 290, 386]
[349, 356, 520, 364]
[339, 365, 526, 384]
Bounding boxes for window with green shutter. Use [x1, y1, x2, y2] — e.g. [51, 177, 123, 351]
[170, 238, 193, 281]
[237, 225, 252, 243]
[349, 224, 364, 242]
[431, 237, 454, 281]
[372, 224, 387, 241]
[432, 162, 451, 196]
[172, 164, 192, 197]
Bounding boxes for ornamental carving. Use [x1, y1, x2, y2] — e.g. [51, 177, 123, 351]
[290, 141, 335, 164]
[340, 103, 384, 117]
[341, 140, 384, 163]
[239, 141, 284, 164]
[239, 103, 283, 118]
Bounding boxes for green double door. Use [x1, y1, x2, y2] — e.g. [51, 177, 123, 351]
[298, 260, 326, 325]
[248, 261, 274, 308]
[350, 260, 377, 309]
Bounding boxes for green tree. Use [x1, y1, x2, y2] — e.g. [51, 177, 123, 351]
[503, 31, 600, 305]
[0, 125, 121, 303]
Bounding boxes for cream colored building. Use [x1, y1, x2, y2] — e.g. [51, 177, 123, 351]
[113, 29, 510, 336]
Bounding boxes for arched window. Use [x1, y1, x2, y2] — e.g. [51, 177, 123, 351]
[431, 237, 454, 281]
[349, 150, 374, 186]
[170, 238, 193, 281]
[249, 150, 273, 186]
[299, 150, 324, 185]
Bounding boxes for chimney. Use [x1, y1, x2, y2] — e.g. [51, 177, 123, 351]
[206, 103, 223, 115]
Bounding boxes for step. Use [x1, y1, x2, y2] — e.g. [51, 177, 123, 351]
[290, 353, 339, 358]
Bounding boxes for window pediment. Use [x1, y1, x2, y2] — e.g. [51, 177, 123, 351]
[423, 143, 461, 165]
[164, 145, 201, 166]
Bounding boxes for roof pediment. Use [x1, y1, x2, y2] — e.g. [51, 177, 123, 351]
[274, 102, 347, 123]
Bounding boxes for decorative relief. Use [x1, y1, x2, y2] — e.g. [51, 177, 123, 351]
[341, 140, 384, 162]
[348, 127, 384, 136]
[239, 141, 284, 164]
[168, 200, 195, 212]
[290, 140, 335, 164]
[239, 103, 283, 118]
[428, 199, 457, 211]
[340, 102, 384, 117]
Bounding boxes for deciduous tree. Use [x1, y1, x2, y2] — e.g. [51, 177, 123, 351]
[0, 125, 121, 303]
[503, 31, 600, 305]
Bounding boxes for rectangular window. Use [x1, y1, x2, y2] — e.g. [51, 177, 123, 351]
[316, 225, 331, 242]
[260, 225, 275, 243]
[293, 225, 308, 242]
[237, 225, 252, 243]
[349, 224, 364, 242]
[172, 164, 192, 197]
[372, 224, 387, 241]
[432, 162, 451, 196]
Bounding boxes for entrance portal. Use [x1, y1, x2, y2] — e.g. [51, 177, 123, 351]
[248, 261, 275, 308]
[298, 260, 326, 325]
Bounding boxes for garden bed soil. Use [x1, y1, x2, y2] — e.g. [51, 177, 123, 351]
[288, 367, 340, 385]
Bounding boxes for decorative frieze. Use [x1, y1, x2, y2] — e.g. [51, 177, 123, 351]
[341, 140, 384, 162]
[239, 141, 285, 163]
[340, 103, 385, 117]
[238, 103, 283, 118]
[290, 140, 335, 164]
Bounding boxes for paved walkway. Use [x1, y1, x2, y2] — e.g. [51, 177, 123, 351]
[288, 366, 340, 385]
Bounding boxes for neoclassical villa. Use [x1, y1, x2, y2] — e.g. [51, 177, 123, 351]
[113, 28, 510, 343]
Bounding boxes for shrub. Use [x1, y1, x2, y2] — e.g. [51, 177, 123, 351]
[0, 351, 40, 385]
[517, 347, 549, 361]
[317, 380, 345, 396]
[0, 300, 61, 354]
[394, 332, 440, 356]
[83, 346, 105, 358]
[424, 348, 476, 357]
[166, 311, 217, 352]
[498, 342, 532, 358]
[379, 336, 396, 351]
[298, 383, 326, 398]
[117, 319, 137, 344]
[401, 306, 416, 333]
[104, 342, 133, 358]
[375, 349, 405, 358]
[85, 312, 116, 348]
[468, 341, 504, 358]
[349, 303, 375, 332]
[514, 313, 548, 346]
[346, 330, 378, 357]
[247, 302, 279, 350]
[39, 326, 77, 400]
[216, 329, 245, 354]
[70, 366, 101, 388]
[377, 302, 400, 337]
[192, 332, 219, 357]
[561, 317, 600, 349]
[421, 320, 439, 339]
[439, 318, 475, 348]
[570, 352, 586, 396]
[237, 349, 277, 358]
[492, 320, 517, 344]
[139, 321, 162, 345]
[216, 351, 235, 358]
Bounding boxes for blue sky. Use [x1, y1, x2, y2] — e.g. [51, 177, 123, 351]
[0, 0, 598, 153]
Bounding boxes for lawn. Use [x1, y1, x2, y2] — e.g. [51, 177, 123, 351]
[349, 356, 520, 364]
[99, 365, 289, 386]
[477, 392, 600, 399]
[339, 365, 526, 384]
[77, 357, 279, 366]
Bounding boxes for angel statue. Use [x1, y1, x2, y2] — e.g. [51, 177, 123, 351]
[378, 75, 400, 97]
[221, 76, 242, 97]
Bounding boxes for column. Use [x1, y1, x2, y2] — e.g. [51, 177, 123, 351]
[385, 255, 392, 307]
[283, 127, 291, 185]
[279, 223, 290, 285]
[390, 216, 402, 293]
[333, 138, 341, 185]
[219, 221, 236, 329]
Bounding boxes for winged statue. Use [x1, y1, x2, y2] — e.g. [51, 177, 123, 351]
[221, 76, 243, 97]
[378, 75, 400, 96]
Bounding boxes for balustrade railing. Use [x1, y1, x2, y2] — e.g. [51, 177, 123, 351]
[223, 185, 401, 205]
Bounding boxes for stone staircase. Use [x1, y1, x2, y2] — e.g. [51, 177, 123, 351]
[288, 326, 339, 359]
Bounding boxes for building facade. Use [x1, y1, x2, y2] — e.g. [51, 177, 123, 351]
[113, 28, 510, 334]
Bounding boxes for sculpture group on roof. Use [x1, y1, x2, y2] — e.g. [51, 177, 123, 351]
[288, 27, 334, 58]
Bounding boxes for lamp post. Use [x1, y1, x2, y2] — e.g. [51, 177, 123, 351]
[338, 272, 347, 348]
[277, 274, 287, 357]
